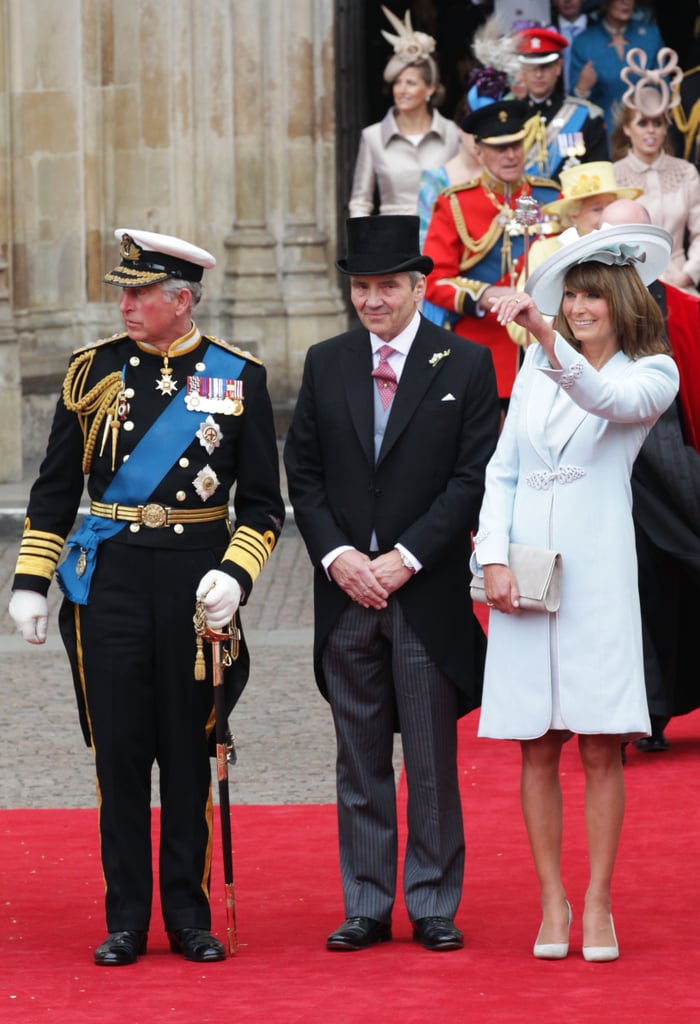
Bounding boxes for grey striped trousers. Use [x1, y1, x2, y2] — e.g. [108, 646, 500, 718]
[323, 596, 465, 923]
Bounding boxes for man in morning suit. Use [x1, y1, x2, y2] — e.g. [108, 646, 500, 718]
[284, 216, 500, 952]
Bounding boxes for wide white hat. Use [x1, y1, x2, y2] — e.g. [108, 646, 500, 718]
[525, 224, 672, 315]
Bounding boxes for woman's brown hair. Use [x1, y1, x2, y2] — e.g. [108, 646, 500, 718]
[553, 261, 668, 358]
[610, 105, 674, 162]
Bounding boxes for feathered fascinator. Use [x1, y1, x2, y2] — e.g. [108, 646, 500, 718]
[620, 47, 683, 119]
[466, 67, 509, 110]
[381, 6, 438, 84]
[472, 16, 521, 81]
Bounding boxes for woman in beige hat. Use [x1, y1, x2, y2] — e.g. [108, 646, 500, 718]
[348, 7, 459, 218]
[612, 47, 700, 294]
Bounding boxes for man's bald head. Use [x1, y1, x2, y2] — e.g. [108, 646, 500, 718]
[601, 199, 651, 226]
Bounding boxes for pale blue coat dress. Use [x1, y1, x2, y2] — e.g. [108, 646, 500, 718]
[473, 333, 679, 740]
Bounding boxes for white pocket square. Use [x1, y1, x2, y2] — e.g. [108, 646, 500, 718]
[441, 393, 456, 402]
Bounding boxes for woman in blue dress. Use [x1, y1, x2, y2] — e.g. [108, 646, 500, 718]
[570, 1, 664, 150]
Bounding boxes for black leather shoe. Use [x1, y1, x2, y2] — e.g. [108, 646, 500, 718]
[168, 928, 226, 962]
[633, 734, 671, 753]
[94, 930, 147, 966]
[326, 916, 392, 951]
[412, 916, 464, 951]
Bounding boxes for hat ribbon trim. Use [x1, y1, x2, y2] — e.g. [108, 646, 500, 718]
[576, 243, 647, 270]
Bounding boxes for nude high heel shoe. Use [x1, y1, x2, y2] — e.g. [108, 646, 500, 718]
[533, 900, 572, 959]
[582, 914, 619, 962]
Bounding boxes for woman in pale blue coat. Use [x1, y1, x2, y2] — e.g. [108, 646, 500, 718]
[472, 225, 678, 963]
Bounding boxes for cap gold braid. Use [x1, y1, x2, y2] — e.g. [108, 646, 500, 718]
[62, 350, 124, 473]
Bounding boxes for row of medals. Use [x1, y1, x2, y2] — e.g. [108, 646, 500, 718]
[153, 357, 245, 416]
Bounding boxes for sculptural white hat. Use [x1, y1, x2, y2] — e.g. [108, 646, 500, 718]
[526, 224, 672, 314]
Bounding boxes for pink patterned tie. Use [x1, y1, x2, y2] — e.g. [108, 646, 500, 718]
[371, 344, 398, 410]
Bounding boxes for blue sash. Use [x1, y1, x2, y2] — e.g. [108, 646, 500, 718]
[57, 343, 244, 604]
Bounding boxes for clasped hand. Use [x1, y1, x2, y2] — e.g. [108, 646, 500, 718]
[329, 549, 412, 609]
[483, 564, 521, 614]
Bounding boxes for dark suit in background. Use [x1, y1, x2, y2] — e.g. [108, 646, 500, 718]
[284, 216, 500, 952]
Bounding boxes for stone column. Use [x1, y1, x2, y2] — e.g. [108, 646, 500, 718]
[221, 0, 346, 420]
[220, 0, 285, 366]
[0, 1, 22, 478]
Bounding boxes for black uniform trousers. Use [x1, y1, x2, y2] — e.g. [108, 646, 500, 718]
[70, 540, 222, 933]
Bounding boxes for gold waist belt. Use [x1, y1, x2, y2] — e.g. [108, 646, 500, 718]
[90, 500, 229, 530]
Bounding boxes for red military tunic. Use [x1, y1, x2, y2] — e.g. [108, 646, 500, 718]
[423, 171, 560, 397]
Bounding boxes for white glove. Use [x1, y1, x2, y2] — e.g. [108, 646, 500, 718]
[9, 590, 50, 644]
[195, 570, 242, 629]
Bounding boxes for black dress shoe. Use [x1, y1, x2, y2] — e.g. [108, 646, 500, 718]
[412, 916, 464, 951]
[168, 928, 226, 962]
[633, 733, 671, 752]
[326, 916, 392, 951]
[94, 930, 147, 966]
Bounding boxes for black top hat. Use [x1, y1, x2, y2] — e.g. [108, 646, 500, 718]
[336, 216, 434, 276]
[461, 99, 530, 145]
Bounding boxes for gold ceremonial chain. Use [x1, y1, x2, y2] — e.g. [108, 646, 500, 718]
[62, 350, 124, 473]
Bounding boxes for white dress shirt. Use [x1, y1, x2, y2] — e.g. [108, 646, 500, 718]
[323, 311, 424, 574]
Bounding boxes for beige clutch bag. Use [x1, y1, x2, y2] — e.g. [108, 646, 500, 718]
[470, 543, 563, 613]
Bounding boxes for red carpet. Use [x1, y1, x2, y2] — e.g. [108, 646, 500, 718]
[2, 710, 700, 1023]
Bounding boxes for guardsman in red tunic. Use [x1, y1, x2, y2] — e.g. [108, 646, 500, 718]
[423, 99, 561, 404]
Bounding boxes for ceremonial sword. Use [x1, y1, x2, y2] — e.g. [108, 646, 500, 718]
[193, 603, 239, 956]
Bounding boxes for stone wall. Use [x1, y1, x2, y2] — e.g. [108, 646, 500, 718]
[0, 0, 347, 476]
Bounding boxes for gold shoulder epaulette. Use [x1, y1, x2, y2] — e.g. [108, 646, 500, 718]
[443, 178, 481, 198]
[205, 335, 263, 365]
[72, 331, 128, 355]
[526, 175, 560, 190]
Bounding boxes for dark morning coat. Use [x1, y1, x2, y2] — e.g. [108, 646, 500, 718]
[284, 314, 500, 716]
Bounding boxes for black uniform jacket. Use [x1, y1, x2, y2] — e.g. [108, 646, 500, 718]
[14, 327, 284, 595]
[284, 315, 500, 716]
[13, 327, 285, 739]
[524, 80, 609, 178]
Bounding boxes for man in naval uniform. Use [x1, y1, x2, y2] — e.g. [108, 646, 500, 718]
[516, 26, 608, 181]
[9, 229, 284, 966]
[422, 99, 561, 407]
